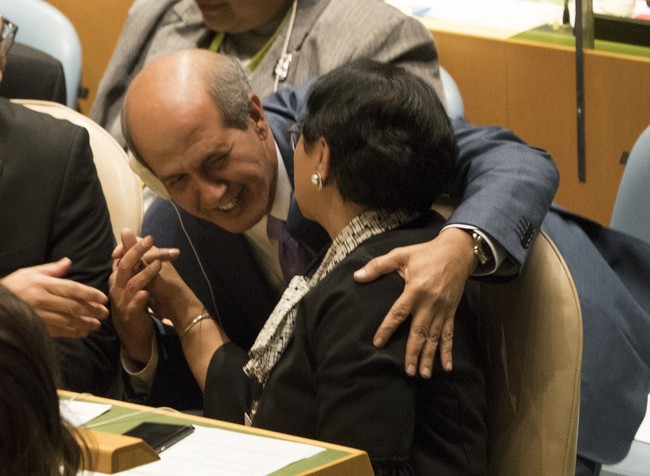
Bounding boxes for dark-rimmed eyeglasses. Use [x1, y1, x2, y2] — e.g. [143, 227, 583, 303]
[1, 17, 18, 54]
[289, 122, 303, 152]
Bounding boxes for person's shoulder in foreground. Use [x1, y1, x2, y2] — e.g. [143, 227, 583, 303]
[0, 98, 119, 396]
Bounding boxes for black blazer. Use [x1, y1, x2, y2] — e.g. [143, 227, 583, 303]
[204, 213, 487, 475]
[0, 99, 118, 395]
[0, 43, 67, 105]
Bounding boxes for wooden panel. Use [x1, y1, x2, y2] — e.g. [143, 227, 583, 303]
[504, 40, 579, 217]
[432, 26, 650, 225]
[46, 0, 132, 114]
[581, 51, 650, 224]
[432, 30, 509, 127]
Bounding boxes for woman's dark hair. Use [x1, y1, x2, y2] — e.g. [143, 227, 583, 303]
[0, 285, 85, 476]
[302, 59, 457, 212]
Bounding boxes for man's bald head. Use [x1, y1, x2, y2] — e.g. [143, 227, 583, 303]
[123, 49, 253, 164]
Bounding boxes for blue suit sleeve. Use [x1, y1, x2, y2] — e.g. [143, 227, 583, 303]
[448, 118, 559, 267]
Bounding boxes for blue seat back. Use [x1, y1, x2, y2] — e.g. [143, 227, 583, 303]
[610, 125, 650, 243]
[0, 0, 81, 108]
[440, 66, 465, 120]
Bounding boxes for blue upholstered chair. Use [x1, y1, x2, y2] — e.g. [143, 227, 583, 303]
[440, 65, 465, 120]
[610, 125, 650, 244]
[0, 0, 82, 109]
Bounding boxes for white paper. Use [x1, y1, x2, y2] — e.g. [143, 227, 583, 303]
[387, 0, 565, 35]
[94, 424, 325, 476]
[59, 399, 111, 427]
[635, 394, 650, 445]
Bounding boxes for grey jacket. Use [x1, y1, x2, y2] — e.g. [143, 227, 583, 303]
[89, 0, 443, 146]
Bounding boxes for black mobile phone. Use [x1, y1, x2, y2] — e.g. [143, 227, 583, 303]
[123, 422, 195, 453]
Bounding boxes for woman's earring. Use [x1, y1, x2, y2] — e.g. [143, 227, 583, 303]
[311, 172, 323, 190]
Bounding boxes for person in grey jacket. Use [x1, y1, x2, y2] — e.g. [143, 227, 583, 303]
[89, 0, 444, 147]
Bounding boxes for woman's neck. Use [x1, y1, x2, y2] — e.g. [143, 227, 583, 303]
[319, 198, 367, 240]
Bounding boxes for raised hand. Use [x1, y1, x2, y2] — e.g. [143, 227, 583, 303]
[1, 258, 109, 338]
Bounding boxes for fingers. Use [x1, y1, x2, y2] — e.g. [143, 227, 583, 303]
[373, 295, 413, 348]
[374, 293, 456, 379]
[114, 235, 155, 288]
[31, 257, 73, 278]
[41, 310, 103, 338]
[438, 319, 454, 372]
[403, 313, 455, 378]
[142, 247, 180, 264]
[354, 249, 404, 283]
[42, 277, 109, 308]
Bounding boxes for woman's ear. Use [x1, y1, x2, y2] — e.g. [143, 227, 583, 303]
[318, 138, 331, 183]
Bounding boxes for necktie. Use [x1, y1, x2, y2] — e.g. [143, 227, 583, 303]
[266, 215, 313, 283]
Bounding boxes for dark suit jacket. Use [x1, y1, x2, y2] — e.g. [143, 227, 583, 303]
[0, 99, 118, 395]
[204, 212, 487, 475]
[0, 43, 67, 105]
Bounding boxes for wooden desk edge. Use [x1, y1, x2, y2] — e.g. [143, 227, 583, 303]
[59, 390, 373, 475]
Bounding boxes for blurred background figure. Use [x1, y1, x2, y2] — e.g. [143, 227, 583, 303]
[90, 0, 445, 147]
[0, 284, 86, 476]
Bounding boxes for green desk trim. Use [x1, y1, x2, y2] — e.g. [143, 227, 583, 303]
[513, 27, 650, 58]
[64, 395, 356, 475]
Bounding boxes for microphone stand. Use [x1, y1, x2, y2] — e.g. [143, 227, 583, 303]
[574, 0, 594, 182]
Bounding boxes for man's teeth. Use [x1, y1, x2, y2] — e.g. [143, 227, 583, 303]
[218, 191, 241, 211]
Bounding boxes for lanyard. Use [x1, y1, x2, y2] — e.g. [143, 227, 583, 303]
[207, 9, 290, 74]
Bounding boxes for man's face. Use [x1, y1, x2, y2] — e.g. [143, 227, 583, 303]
[131, 98, 278, 234]
[194, 0, 290, 33]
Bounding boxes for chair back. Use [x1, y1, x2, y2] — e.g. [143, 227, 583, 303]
[12, 99, 143, 243]
[0, 0, 82, 109]
[610, 125, 650, 244]
[477, 231, 582, 476]
[440, 66, 465, 119]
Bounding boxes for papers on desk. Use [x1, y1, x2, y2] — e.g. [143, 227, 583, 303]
[61, 399, 327, 474]
[105, 425, 325, 476]
[635, 394, 650, 445]
[60, 399, 111, 427]
[60, 400, 325, 475]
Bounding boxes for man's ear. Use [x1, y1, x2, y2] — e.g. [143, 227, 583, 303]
[249, 94, 268, 138]
[128, 151, 171, 200]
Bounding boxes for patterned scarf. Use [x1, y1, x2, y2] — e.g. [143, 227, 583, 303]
[244, 208, 419, 385]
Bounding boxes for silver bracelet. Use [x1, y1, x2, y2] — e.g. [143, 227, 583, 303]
[179, 310, 213, 341]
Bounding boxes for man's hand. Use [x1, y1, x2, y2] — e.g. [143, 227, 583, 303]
[0, 258, 109, 338]
[354, 227, 477, 378]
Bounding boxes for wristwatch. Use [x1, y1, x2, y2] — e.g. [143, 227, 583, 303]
[471, 231, 493, 266]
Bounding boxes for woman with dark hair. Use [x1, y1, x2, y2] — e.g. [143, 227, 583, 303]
[120, 59, 487, 474]
[0, 284, 86, 476]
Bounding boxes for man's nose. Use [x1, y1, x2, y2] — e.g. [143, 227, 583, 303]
[197, 178, 227, 206]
